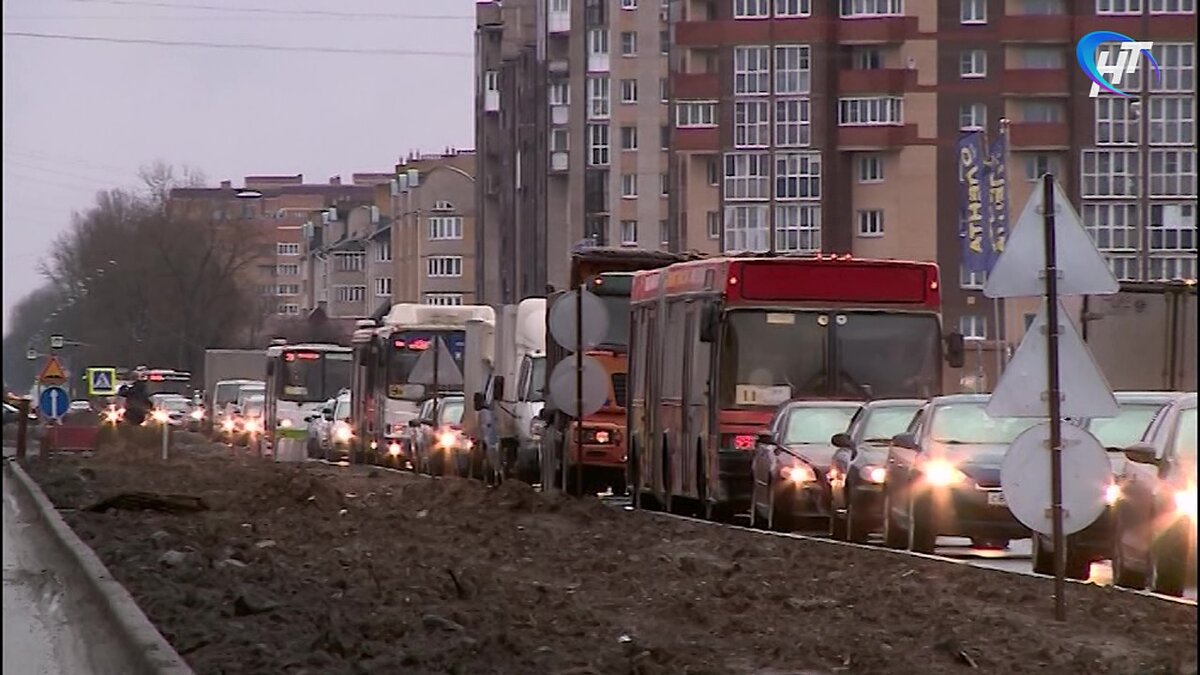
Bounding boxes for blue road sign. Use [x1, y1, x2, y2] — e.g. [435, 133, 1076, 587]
[87, 368, 118, 396]
[39, 385, 69, 419]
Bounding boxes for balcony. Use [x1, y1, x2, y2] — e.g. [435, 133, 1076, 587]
[1009, 122, 1069, 149]
[837, 16, 912, 44]
[484, 90, 500, 113]
[1001, 69, 1069, 96]
[550, 151, 569, 173]
[674, 128, 719, 152]
[837, 68, 910, 94]
[548, 8, 570, 33]
[551, 105, 569, 126]
[997, 15, 1071, 43]
[836, 124, 914, 150]
[672, 73, 719, 99]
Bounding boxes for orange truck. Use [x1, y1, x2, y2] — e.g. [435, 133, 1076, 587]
[538, 247, 692, 496]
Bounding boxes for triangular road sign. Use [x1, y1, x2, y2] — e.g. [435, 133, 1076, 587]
[407, 337, 464, 387]
[987, 299, 1119, 419]
[984, 177, 1119, 299]
[88, 368, 118, 395]
[38, 355, 68, 385]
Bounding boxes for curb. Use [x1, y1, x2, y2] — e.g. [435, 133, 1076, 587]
[6, 461, 196, 675]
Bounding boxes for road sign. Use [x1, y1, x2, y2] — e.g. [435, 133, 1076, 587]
[407, 337, 465, 387]
[39, 385, 69, 419]
[37, 355, 68, 386]
[987, 299, 1119, 419]
[26, 348, 37, 361]
[548, 289, 609, 350]
[547, 356, 608, 419]
[87, 367, 118, 396]
[1001, 422, 1113, 536]
[983, 178, 1119, 299]
[49, 334, 64, 349]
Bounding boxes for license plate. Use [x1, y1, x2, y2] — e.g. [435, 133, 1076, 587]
[986, 491, 1007, 507]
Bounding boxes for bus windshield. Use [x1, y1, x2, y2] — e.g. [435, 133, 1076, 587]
[719, 310, 827, 407]
[280, 351, 352, 402]
[835, 313, 941, 399]
[387, 331, 466, 401]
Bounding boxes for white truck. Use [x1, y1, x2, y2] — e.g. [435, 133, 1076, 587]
[484, 298, 547, 484]
[202, 349, 266, 434]
[1079, 281, 1197, 392]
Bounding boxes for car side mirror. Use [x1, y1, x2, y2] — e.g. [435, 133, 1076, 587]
[407, 419, 420, 428]
[892, 433, 919, 450]
[472, 392, 486, 411]
[304, 414, 317, 423]
[1123, 442, 1159, 466]
[831, 432, 853, 449]
[756, 431, 774, 446]
[945, 331, 965, 369]
[699, 304, 718, 344]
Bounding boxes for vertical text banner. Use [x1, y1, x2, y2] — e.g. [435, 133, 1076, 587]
[958, 132, 988, 276]
[986, 131, 1010, 271]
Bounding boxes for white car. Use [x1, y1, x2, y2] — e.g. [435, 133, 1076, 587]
[69, 400, 93, 413]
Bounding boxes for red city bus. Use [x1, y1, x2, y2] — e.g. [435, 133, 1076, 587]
[627, 255, 965, 520]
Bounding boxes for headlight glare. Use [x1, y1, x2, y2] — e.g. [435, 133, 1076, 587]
[922, 459, 967, 487]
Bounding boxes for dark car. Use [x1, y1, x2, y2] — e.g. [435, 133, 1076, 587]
[411, 395, 470, 477]
[827, 398, 925, 542]
[750, 400, 863, 531]
[1111, 393, 1197, 597]
[1032, 391, 1189, 579]
[882, 394, 1039, 553]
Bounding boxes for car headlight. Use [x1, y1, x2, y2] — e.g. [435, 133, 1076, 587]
[151, 409, 170, 424]
[244, 419, 261, 433]
[280, 418, 292, 428]
[190, 409, 204, 420]
[334, 423, 353, 443]
[1105, 483, 1122, 505]
[1174, 486, 1197, 520]
[861, 465, 887, 484]
[388, 441, 402, 456]
[781, 464, 816, 484]
[922, 459, 968, 487]
[222, 419, 235, 432]
[437, 430, 458, 449]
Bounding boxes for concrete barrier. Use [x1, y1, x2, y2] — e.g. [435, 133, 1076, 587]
[4, 461, 196, 675]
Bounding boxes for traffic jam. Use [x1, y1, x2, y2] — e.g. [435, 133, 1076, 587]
[94, 248, 1192, 602]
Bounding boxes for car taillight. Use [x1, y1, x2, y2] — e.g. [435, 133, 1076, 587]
[722, 434, 756, 451]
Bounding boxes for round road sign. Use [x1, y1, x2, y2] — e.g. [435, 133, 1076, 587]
[548, 289, 609, 350]
[39, 385, 70, 419]
[547, 355, 609, 419]
[1000, 421, 1113, 536]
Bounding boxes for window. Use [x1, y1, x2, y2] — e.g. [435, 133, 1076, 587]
[621, 31, 638, 56]
[374, 240, 392, 262]
[277, 303, 300, 316]
[774, 45, 811, 94]
[1082, 149, 1139, 197]
[851, 47, 882, 70]
[1150, 0, 1195, 12]
[734, 0, 770, 17]
[587, 76, 610, 119]
[550, 127, 569, 152]
[961, 0, 986, 22]
[857, 154, 884, 182]
[276, 242, 300, 256]
[840, 0, 903, 17]
[1149, 149, 1197, 197]
[775, 152, 821, 200]
[620, 78, 638, 103]
[1021, 100, 1065, 123]
[734, 46, 771, 95]
[588, 29, 608, 56]
[621, 173, 639, 198]
[707, 157, 720, 185]
[659, 220, 670, 247]
[724, 204, 769, 252]
[620, 219, 639, 245]
[660, 30, 669, 55]
[334, 285, 367, 303]
[483, 70, 499, 93]
[276, 263, 299, 276]
[334, 252, 365, 272]
[1149, 96, 1195, 145]
[620, 125, 639, 151]
[959, 314, 987, 339]
[621, 0, 637, 8]
[774, 204, 821, 253]
[857, 209, 884, 237]
[374, 277, 393, 297]
[723, 152, 770, 200]
[1147, 256, 1197, 282]
[959, 267, 986, 290]
[426, 256, 463, 278]
[588, 123, 610, 166]
[775, 0, 812, 17]
[1096, 0, 1142, 13]
[706, 210, 721, 240]
[676, 101, 717, 127]
[1095, 97, 1139, 145]
[276, 283, 300, 296]
[1148, 203, 1197, 252]
[1023, 153, 1062, 181]
[660, 125, 670, 150]
[423, 293, 464, 306]
[1020, 0, 1065, 13]
[838, 97, 904, 125]
[660, 77, 668, 102]
[959, 103, 987, 131]
[549, 81, 569, 106]
[734, 99, 770, 147]
[1082, 202, 1139, 251]
[428, 216, 463, 240]
[660, 173, 669, 196]
[774, 98, 811, 147]
[1020, 47, 1066, 69]
[1152, 43, 1196, 93]
[960, 50, 987, 78]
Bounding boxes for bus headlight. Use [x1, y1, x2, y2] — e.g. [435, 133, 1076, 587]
[279, 418, 292, 429]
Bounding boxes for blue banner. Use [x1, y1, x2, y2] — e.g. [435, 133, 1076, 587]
[985, 132, 1009, 273]
[957, 132, 988, 276]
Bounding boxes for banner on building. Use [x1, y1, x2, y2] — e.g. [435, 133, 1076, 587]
[957, 132, 989, 276]
[985, 131, 1010, 272]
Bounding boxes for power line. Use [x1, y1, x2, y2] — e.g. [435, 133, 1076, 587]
[1, 31, 474, 57]
[2, 144, 143, 176]
[62, 0, 473, 20]
[2, 157, 140, 188]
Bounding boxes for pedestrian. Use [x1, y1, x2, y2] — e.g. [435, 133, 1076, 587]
[121, 377, 153, 426]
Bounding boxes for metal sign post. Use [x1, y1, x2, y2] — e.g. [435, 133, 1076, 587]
[574, 281, 584, 495]
[1039, 177, 1068, 621]
[162, 420, 169, 461]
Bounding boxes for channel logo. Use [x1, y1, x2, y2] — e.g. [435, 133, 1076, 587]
[1076, 31, 1162, 98]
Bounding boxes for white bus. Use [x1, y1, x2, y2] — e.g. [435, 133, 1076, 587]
[264, 341, 353, 460]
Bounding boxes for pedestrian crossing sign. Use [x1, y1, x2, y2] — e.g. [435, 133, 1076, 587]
[87, 367, 118, 396]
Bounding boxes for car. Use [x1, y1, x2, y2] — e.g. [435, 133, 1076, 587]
[749, 400, 863, 531]
[827, 398, 925, 542]
[151, 394, 193, 427]
[322, 393, 354, 463]
[1031, 391, 1190, 579]
[305, 397, 337, 458]
[233, 394, 266, 446]
[411, 395, 470, 477]
[1111, 393, 1197, 597]
[69, 400, 93, 413]
[882, 394, 1038, 553]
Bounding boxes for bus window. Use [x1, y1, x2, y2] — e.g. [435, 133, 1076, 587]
[835, 313, 940, 399]
[281, 352, 351, 402]
[719, 310, 826, 407]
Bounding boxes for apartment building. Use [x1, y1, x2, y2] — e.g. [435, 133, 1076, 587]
[669, 0, 1196, 388]
[475, 0, 679, 306]
[392, 150, 479, 307]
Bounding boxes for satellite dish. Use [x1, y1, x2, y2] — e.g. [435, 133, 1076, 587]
[548, 289, 609, 350]
[547, 356, 608, 419]
[1000, 422, 1113, 536]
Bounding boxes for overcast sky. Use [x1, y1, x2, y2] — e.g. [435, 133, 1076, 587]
[2, 0, 476, 332]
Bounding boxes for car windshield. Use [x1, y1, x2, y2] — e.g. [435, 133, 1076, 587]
[160, 398, 190, 412]
[862, 405, 921, 442]
[782, 406, 859, 445]
[334, 397, 351, 420]
[439, 400, 465, 425]
[930, 403, 1042, 444]
[1087, 403, 1165, 450]
[216, 382, 257, 406]
[387, 331, 466, 401]
[1174, 407, 1196, 464]
[243, 397, 264, 416]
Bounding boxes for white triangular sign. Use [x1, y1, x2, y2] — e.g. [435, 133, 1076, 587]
[987, 299, 1118, 419]
[984, 177, 1120, 299]
[406, 337, 464, 387]
[92, 371, 112, 390]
